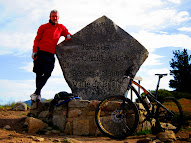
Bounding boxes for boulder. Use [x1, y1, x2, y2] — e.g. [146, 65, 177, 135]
[3, 125, 11, 130]
[157, 130, 177, 142]
[12, 102, 27, 111]
[52, 115, 67, 131]
[25, 117, 47, 134]
[56, 15, 148, 100]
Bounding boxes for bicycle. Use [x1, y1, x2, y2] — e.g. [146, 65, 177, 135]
[95, 74, 183, 139]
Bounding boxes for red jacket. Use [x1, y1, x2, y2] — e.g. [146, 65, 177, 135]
[33, 22, 71, 54]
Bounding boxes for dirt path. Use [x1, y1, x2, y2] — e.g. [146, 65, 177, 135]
[0, 108, 190, 143]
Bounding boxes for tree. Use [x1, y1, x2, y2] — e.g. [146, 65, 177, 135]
[169, 49, 191, 93]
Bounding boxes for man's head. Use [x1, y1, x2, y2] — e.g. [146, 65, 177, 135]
[50, 10, 59, 24]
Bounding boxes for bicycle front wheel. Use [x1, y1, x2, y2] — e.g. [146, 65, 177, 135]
[95, 95, 139, 139]
[156, 97, 183, 133]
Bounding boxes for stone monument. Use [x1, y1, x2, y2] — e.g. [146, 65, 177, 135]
[56, 15, 148, 100]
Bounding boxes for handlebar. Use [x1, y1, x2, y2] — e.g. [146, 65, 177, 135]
[155, 73, 168, 78]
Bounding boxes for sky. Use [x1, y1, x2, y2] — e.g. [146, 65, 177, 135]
[0, 0, 191, 105]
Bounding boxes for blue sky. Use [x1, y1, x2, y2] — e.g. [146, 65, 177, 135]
[0, 0, 191, 105]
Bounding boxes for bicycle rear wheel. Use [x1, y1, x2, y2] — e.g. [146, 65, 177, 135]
[95, 95, 139, 139]
[156, 97, 183, 133]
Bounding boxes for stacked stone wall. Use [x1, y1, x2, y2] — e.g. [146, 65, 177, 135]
[30, 100, 155, 136]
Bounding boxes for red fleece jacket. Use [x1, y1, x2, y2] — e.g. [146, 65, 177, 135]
[33, 22, 71, 54]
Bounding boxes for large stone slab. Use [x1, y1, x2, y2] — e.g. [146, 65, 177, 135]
[56, 15, 148, 100]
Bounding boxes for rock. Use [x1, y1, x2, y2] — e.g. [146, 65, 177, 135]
[137, 138, 152, 143]
[73, 119, 89, 135]
[64, 122, 72, 135]
[157, 130, 176, 142]
[38, 110, 50, 118]
[23, 121, 28, 128]
[51, 130, 60, 134]
[53, 139, 60, 142]
[152, 139, 162, 143]
[68, 109, 82, 118]
[52, 115, 66, 131]
[12, 102, 27, 111]
[56, 15, 148, 100]
[3, 125, 11, 130]
[35, 137, 45, 142]
[25, 117, 47, 134]
[45, 131, 51, 135]
[67, 138, 82, 143]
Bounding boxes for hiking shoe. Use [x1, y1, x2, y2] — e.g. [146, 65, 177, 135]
[30, 93, 37, 102]
[36, 95, 41, 102]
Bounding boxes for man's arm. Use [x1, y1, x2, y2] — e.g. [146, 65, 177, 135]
[61, 25, 72, 41]
[33, 25, 44, 53]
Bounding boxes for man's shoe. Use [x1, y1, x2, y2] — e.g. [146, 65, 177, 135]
[36, 95, 41, 102]
[30, 93, 37, 102]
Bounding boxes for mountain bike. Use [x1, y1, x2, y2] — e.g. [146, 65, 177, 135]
[95, 74, 183, 139]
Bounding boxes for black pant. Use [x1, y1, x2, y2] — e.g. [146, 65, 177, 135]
[33, 50, 55, 95]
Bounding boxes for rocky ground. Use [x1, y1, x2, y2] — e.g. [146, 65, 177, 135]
[0, 108, 191, 143]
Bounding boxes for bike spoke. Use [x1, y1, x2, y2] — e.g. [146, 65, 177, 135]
[156, 97, 183, 133]
[95, 95, 139, 139]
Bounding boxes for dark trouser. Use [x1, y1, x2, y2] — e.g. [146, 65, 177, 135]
[33, 50, 55, 95]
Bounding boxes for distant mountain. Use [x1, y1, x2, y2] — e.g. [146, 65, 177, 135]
[24, 98, 47, 107]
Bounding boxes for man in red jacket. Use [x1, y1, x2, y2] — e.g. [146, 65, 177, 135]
[31, 10, 71, 102]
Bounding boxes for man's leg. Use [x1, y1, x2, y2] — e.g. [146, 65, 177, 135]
[35, 55, 54, 102]
[34, 72, 51, 96]
[30, 73, 43, 102]
[31, 50, 55, 102]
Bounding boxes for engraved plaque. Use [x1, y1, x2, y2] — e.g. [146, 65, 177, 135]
[56, 16, 148, 100]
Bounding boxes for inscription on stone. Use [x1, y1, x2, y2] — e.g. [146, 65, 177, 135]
[56, 16, 148, 100]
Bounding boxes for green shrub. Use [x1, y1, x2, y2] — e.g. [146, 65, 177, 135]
[172, 91, 191, 99]
[136, 129, 152, 136]
[0, 102, 16, 108]
[157, 89, 174, 101]
[141, 89, 191, 101]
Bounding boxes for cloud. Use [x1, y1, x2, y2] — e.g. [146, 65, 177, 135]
[168, 0, 181, 4]
[0, 0, 190, 56]
[20, 59, 63, 77]
[178, 27, 191, 32]
[136, 68, 173, 91]
[172, 11, 191, 23]
[131, 31, 191, 52]
[142, 53, 164, 66]
[0, 31, 35, 55]
[0, 77, 71, 105]
[0, 0, 190, 105]
[0, 79, 35, 105]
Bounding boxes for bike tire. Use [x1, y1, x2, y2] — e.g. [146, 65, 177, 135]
[156, 97, 183, 133]
[95, 95, 139, 139]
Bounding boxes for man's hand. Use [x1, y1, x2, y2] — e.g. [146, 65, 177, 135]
[32, 52, 37, 60]
[66, 34, 71, 40]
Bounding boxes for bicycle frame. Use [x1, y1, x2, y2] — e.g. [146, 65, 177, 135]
[128, 79, 174, 120]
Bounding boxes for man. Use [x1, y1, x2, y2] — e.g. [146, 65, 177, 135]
[30, 10, 71, 102]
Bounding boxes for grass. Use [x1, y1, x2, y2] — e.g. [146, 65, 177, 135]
[63, 138, 71, 143]
[136, 129, 152, 136]
[178, 98, 191, 116]
[0, 102, 16, 109]
[186, 127, 191, 131]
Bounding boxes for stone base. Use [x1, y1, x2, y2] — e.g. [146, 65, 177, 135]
[29, 100, 155, 136]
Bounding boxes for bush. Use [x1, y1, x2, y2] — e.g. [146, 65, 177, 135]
[157, 89, 174, 101]
[136, 129, 152, 136]
[141, 89, 191, 101]
[172, 91, 191, 99]
[0, 102, 16, 109]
